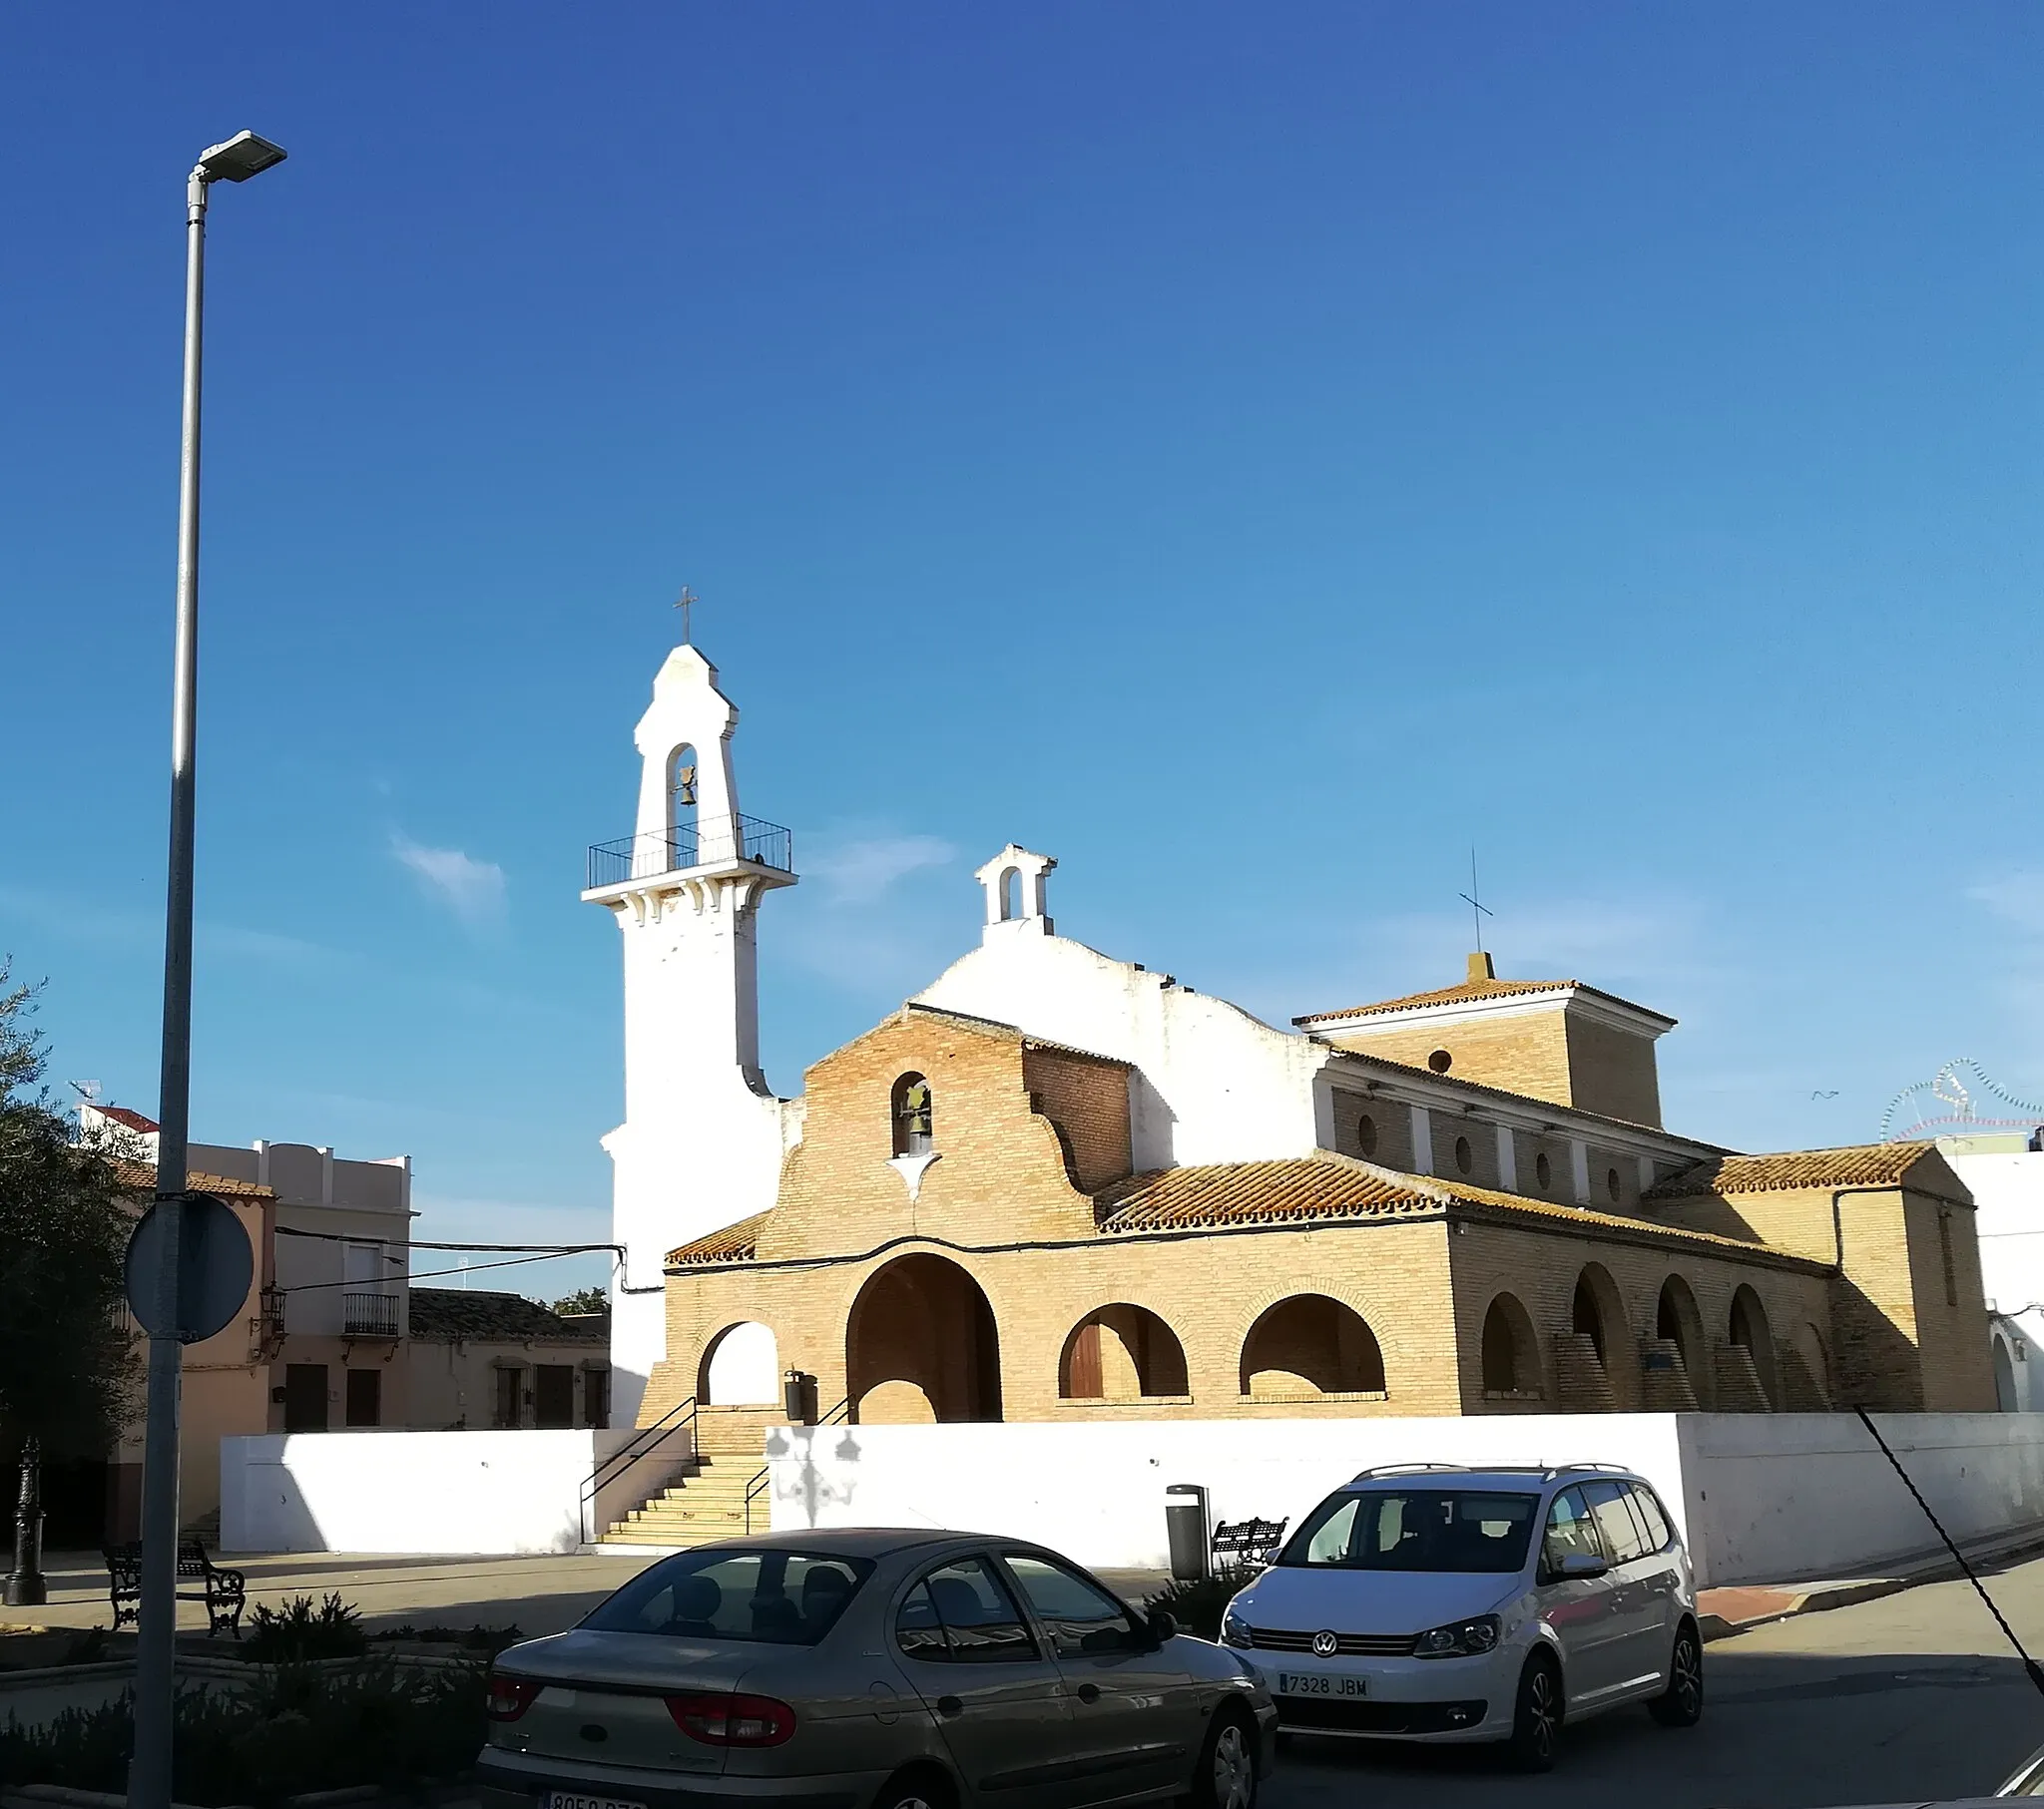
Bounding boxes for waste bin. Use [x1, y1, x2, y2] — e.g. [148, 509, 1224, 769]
[1165, 1483, 1209, 1582]
[782, 1369, 818, 1425]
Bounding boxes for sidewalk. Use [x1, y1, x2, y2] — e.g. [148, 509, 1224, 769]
[1695, 1524, 2044, 1641]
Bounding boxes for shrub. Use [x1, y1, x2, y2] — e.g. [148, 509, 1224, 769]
[1143, 1566, 1263, 1641]
[245, 1591, 367, 1663]
[0, 1657, 487, 1807]
[373, 1620, 524, 1658]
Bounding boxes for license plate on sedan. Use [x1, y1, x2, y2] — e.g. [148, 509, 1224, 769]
[543, 1793, 647, 1809]
[1277, 1672, 1367, 1697]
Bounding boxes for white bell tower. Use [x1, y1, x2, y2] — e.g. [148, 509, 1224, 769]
[584, 643, 796, 1427]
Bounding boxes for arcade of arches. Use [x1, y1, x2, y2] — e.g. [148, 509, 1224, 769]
[642, 1004, 1994, 1429]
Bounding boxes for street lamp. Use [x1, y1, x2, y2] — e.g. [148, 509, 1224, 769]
[129, 128, 286, 1809]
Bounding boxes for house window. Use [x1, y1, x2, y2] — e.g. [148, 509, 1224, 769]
[1356, 1114, 1378, 1157]
[1535, 1151, 1553, 1190]
[1606, 1166, 1623, 1204]
[583, 1367, 611, 1430]
[1454, 1135, 1473, 1175]
[344, 1368, 381, 1428]
[493, 1366, 524, 1429]
[1939, 1210, 1958, 1306]
[1428, 1049, 1453, 1074]
[892, 1073, 934, 1156]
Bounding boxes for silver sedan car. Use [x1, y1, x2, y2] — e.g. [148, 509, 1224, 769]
[474, 1528, 1275, 1809]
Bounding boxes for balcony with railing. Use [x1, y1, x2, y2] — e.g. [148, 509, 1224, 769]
[342, 1291, 400, 1338]
[585, 815, 793, 890]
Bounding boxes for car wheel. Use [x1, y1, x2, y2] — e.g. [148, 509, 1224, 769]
[1191, 1708, 1258, 1809]
[870, 1769, 954, 1809]
[1506, 1651, 1563, 1773]
[1649, 1621, 1704, 1728]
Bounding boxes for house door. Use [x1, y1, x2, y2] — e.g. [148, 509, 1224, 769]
[283, 1364, 329, 1432]
[534, 1366, 575, 1428]
[345, 1368, 382, 1428]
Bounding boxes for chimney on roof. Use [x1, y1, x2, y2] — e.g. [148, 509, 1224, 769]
[1467, 951, 1496, 983]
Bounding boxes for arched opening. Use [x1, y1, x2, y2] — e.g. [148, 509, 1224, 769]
[1655, 1275, 1706, 1391]
[1790, 1321, 1832, 1409]
[1480, 1293, 1541, 1397]
[845, 1254, 1001, 1423]
[667, 743, 700, 846]
[1606, 1166, 1623, 1204]
[999, 867, 1021, 921]
[1356, 1113, 1378, 1157]
[1571, 1265, 1623, 1367]
[1454, 1135, 1473, 1174]
[1240, 1294, 1385, 1399]
[891, 1073, 934, 1157]
[1059, 1305, 1189, 1400]
[698, 1321, 779, 1406]
[1535, 1151, 1553, 1191]
[1729, 1285, 1779, 1406]
[1995, 1333, 2019, 1412]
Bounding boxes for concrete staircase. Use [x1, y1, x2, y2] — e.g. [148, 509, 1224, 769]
[599, 1412, 773, 1550]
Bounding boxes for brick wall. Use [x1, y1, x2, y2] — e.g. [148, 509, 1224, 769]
[1322, 1009, 1577, 1108]
[1021, 1044, 1133, 1190]
[1563, 1016, 1664, 1128]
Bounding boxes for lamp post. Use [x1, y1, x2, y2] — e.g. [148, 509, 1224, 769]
[129, 129, 286, 1809]
[2, 1439, 45, 1607]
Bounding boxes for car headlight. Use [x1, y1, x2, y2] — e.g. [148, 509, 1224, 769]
[1221, 1609, 1254, 1648]
[1412, 1614, 1501, 1659]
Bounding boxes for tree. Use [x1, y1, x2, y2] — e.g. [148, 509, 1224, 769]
[0, 962, 141, 1466]
[550, 1286, 608, 1319]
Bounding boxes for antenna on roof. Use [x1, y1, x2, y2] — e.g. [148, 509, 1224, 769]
[1458, 849, 1493, 958]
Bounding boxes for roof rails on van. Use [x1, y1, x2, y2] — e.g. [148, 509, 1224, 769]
[1541, 1463, 1635, 1482]
[1351, 1463, 1472, 1480]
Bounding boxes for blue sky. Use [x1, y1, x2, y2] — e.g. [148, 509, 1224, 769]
[4, 4, 2041, 1297]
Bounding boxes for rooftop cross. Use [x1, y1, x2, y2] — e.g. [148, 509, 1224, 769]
[1458, 849, 1494, 957]
[674, 585, 699, 645]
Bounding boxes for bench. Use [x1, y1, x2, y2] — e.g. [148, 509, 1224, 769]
[1211, 1516, 1288, 1571]
[104, 1538, 248, 1636]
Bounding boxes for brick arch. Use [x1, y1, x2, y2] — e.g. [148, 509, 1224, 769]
[1058, 1303, 1190, 1400]
[1653, 1273, 1708, 1405]
[845, 1252, 1002, 1423]
[697, 1319, 779, 1406]
[1240, 1293, 1386, 1400]
[1480, 1291, 1543, 1398]
[1729, 1283, 1779, 1407]
[1564, 1260, 1638, 1411]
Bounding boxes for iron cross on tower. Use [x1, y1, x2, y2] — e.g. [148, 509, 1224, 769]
[674, 586, 699, 645]
[1459, 850, 1494, 956]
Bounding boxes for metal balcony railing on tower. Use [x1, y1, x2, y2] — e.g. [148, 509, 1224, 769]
[342, 1292, 399, 1338]
[585, 815, 793, 889]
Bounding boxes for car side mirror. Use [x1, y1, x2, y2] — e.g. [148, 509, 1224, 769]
[1145, 1607, 1179, 1645]
[1555, 1552, 1610, 1581]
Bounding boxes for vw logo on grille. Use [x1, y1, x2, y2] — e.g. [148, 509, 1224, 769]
[1311, 1629, 1339, 1657]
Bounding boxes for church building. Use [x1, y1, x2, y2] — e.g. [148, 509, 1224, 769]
[584, 643, 1994, 1446]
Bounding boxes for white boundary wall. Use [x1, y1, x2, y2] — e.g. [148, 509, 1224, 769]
[766, 1414, 2044, 1588]
[221, 1430, 692, 1555]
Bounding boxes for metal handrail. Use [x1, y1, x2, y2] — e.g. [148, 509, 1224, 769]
[580, 1394, 699, 1545]
[586, 816, 792, 888]
[341, 1291, 398, 1337]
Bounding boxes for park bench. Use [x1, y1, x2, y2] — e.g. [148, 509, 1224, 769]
[104, 1537, 248, 1635]
[1211, 1516, 1288, 1571]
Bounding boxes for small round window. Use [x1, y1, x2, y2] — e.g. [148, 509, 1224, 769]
[1535, 1151, 1553, 1190]
[1357, 1113, 1379, 1157]
[1427, 1049, 1453, 1075]
[1606, 1166, 1623, 1204]
[1454, 1135, 1473, 1175]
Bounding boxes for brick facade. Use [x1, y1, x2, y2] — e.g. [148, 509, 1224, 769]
[644, 1005, 1994, 1433]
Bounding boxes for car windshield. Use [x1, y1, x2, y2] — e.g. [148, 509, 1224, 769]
[1278, 1489, 1541, 1573]
[582, 1547, 874, 1645]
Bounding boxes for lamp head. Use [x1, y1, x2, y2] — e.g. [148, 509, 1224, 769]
[197, 132, 287, 184]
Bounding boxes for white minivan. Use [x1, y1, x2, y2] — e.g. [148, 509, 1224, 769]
[1221, 1463, 1702, 1771]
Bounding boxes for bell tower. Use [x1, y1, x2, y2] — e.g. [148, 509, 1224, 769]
[584, 643, 796, 1427]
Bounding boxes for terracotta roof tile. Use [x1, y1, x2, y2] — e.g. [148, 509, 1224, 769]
[1296, 977, 1582, 1025]
[1644, 1142, 1940, 1200]
[1095, 1152, 1822, 1266]
[96, 1106, 161, 1134]
[111, 1159, 272, 1200]
[667, 1210, 772, 1267]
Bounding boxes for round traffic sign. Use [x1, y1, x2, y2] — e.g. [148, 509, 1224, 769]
[125, 1193, 255, 1344]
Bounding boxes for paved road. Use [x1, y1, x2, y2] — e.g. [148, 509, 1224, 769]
[1269, 1555, 2044, 1809]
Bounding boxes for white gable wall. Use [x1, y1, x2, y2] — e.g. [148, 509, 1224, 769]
[914, 929, 1327, 1170]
